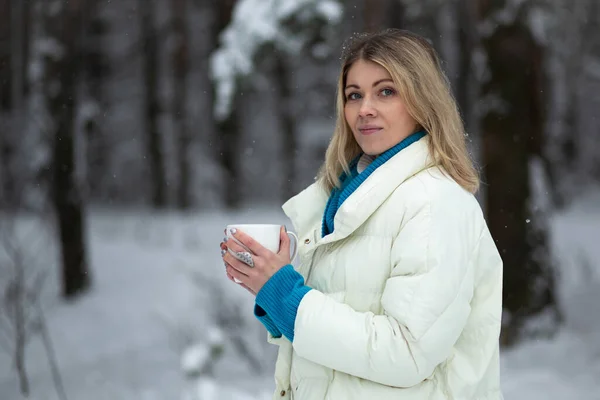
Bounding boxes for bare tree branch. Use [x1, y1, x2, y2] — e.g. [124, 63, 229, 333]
[0, 319, 13, 353]
[35, 299, 68, 400]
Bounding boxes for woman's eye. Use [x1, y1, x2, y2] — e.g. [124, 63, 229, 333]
[381, 88, 395, 97]
[347, 92, 361, 101]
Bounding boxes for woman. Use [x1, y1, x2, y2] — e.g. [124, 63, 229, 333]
[220, 29, 503, 400]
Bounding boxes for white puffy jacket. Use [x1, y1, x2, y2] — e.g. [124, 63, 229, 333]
[268, 137, 503, 400]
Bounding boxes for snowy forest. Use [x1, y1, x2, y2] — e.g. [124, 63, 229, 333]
[0, 0, 599, 399]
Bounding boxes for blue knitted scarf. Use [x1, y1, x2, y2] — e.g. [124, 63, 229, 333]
[321, 130, 426, 237]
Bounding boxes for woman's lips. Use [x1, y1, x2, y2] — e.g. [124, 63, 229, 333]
[358, 127, 382, 135]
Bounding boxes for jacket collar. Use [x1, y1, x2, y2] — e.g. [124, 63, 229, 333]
[282, 136, 433, 246]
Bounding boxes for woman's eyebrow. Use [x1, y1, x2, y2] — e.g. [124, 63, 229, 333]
[344, 79, 394, 90]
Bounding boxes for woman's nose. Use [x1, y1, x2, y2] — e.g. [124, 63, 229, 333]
[358, 98, 377, 117]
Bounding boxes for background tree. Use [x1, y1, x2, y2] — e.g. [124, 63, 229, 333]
[0, 0, 16, 209]
[210, 0, 241, 209]
[80, 0, 110, 204]
[139, 0, 167, 208]
[172, 0, 192, 209]
[363, 0, 405, 32]
[477, 0, 560, 345]
[0, 0, 31, 210]
[456, 0, 478, 135]
[43, 0, 92, 298]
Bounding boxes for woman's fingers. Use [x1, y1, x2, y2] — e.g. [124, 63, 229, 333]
[223, 252, 252, 276]
[221, 231, 257, 296]
[225, 264, 253, 290]
[226, 238, 248, 254]
[278, 225, 291, 259]
[225, 236, 258, 269]
[229, 229, 268, 257]
[226, 270, 236, 282]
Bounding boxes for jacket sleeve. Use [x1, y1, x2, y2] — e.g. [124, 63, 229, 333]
[291, 193, 483, 388]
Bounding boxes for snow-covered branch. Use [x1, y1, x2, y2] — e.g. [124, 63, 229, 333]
[210, 0, 342, 120]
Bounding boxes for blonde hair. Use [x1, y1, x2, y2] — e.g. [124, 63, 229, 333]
[317, 29, 479, 194]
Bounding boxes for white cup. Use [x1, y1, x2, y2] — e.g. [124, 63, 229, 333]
[225, 224, 299, 283]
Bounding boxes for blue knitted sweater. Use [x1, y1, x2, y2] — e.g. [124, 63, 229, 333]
[322, 130, 426, 237]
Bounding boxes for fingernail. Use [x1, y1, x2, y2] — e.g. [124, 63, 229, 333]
[231, 228, 237, 234]
[223, 237, 228, 243]
[284, 225, 287, 232]
[221, 249, 226, 256]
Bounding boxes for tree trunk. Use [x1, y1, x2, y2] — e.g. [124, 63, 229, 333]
[478, 1, 559, 346]
[9, 0, 23, 209]
[456, 0, 476, 132]
[363, 0, 388, 32]
[172, 0, 191, 209]
[273, 56, 297, 202]
[12, 0, 30, 100]
[44, 0, 92, 298]
[208, 0, 241, 209]
[363, 0, 404, 31]
[13, 253, 30, 396]
[0, 0, 31, 210]
[216, 102, 242, 209]
[81, 0, 109, 203]
[0, 117, 14, 209]
[20, 0, 31, 99]
[139, 0, 167, 208]
[0, 0, 10, 111]
[387, 0, 405, 28]
[0, 0, 13, 209]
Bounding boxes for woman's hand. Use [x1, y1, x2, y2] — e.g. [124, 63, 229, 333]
[220, 226, 292, 294]
[220, 239, 256, 296]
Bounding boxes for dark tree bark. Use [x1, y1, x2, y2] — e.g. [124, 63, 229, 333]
[207, 0, 241, 209]
[274, 56, 297, 202]
[139, 0, 167, 208]
[363, 0, 405, 31]
[364, 0, 388, 32]
[478, 1, 559, 346]
[0, 0, 29, 209]
[172, 0, 191, 209]
[387, 0, 405, 28]
[44, 0, 91, 298]
[20, 0, 31, 99]
[456, 0, 477, 131]
[0, 0, 10, 111]
[81, 0, 110, 202]
[0, 0, 13, 208]
[0, 115, 13, 209]
[216, 100, 242, 209]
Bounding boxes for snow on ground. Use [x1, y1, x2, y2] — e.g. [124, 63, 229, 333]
[500, 188, 600, 400]
[0, 191, 599, 400]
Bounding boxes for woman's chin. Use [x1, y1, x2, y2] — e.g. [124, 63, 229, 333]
[359, 143, 386, 156]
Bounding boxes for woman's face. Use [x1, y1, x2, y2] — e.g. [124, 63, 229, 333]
[343, 59, 418, 156]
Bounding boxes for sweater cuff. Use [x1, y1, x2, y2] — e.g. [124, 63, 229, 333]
[256, 264, 312, 342]
[254, 304, 282, 338]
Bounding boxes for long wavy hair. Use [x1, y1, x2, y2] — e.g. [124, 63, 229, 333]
[317, 29, 479, 194]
